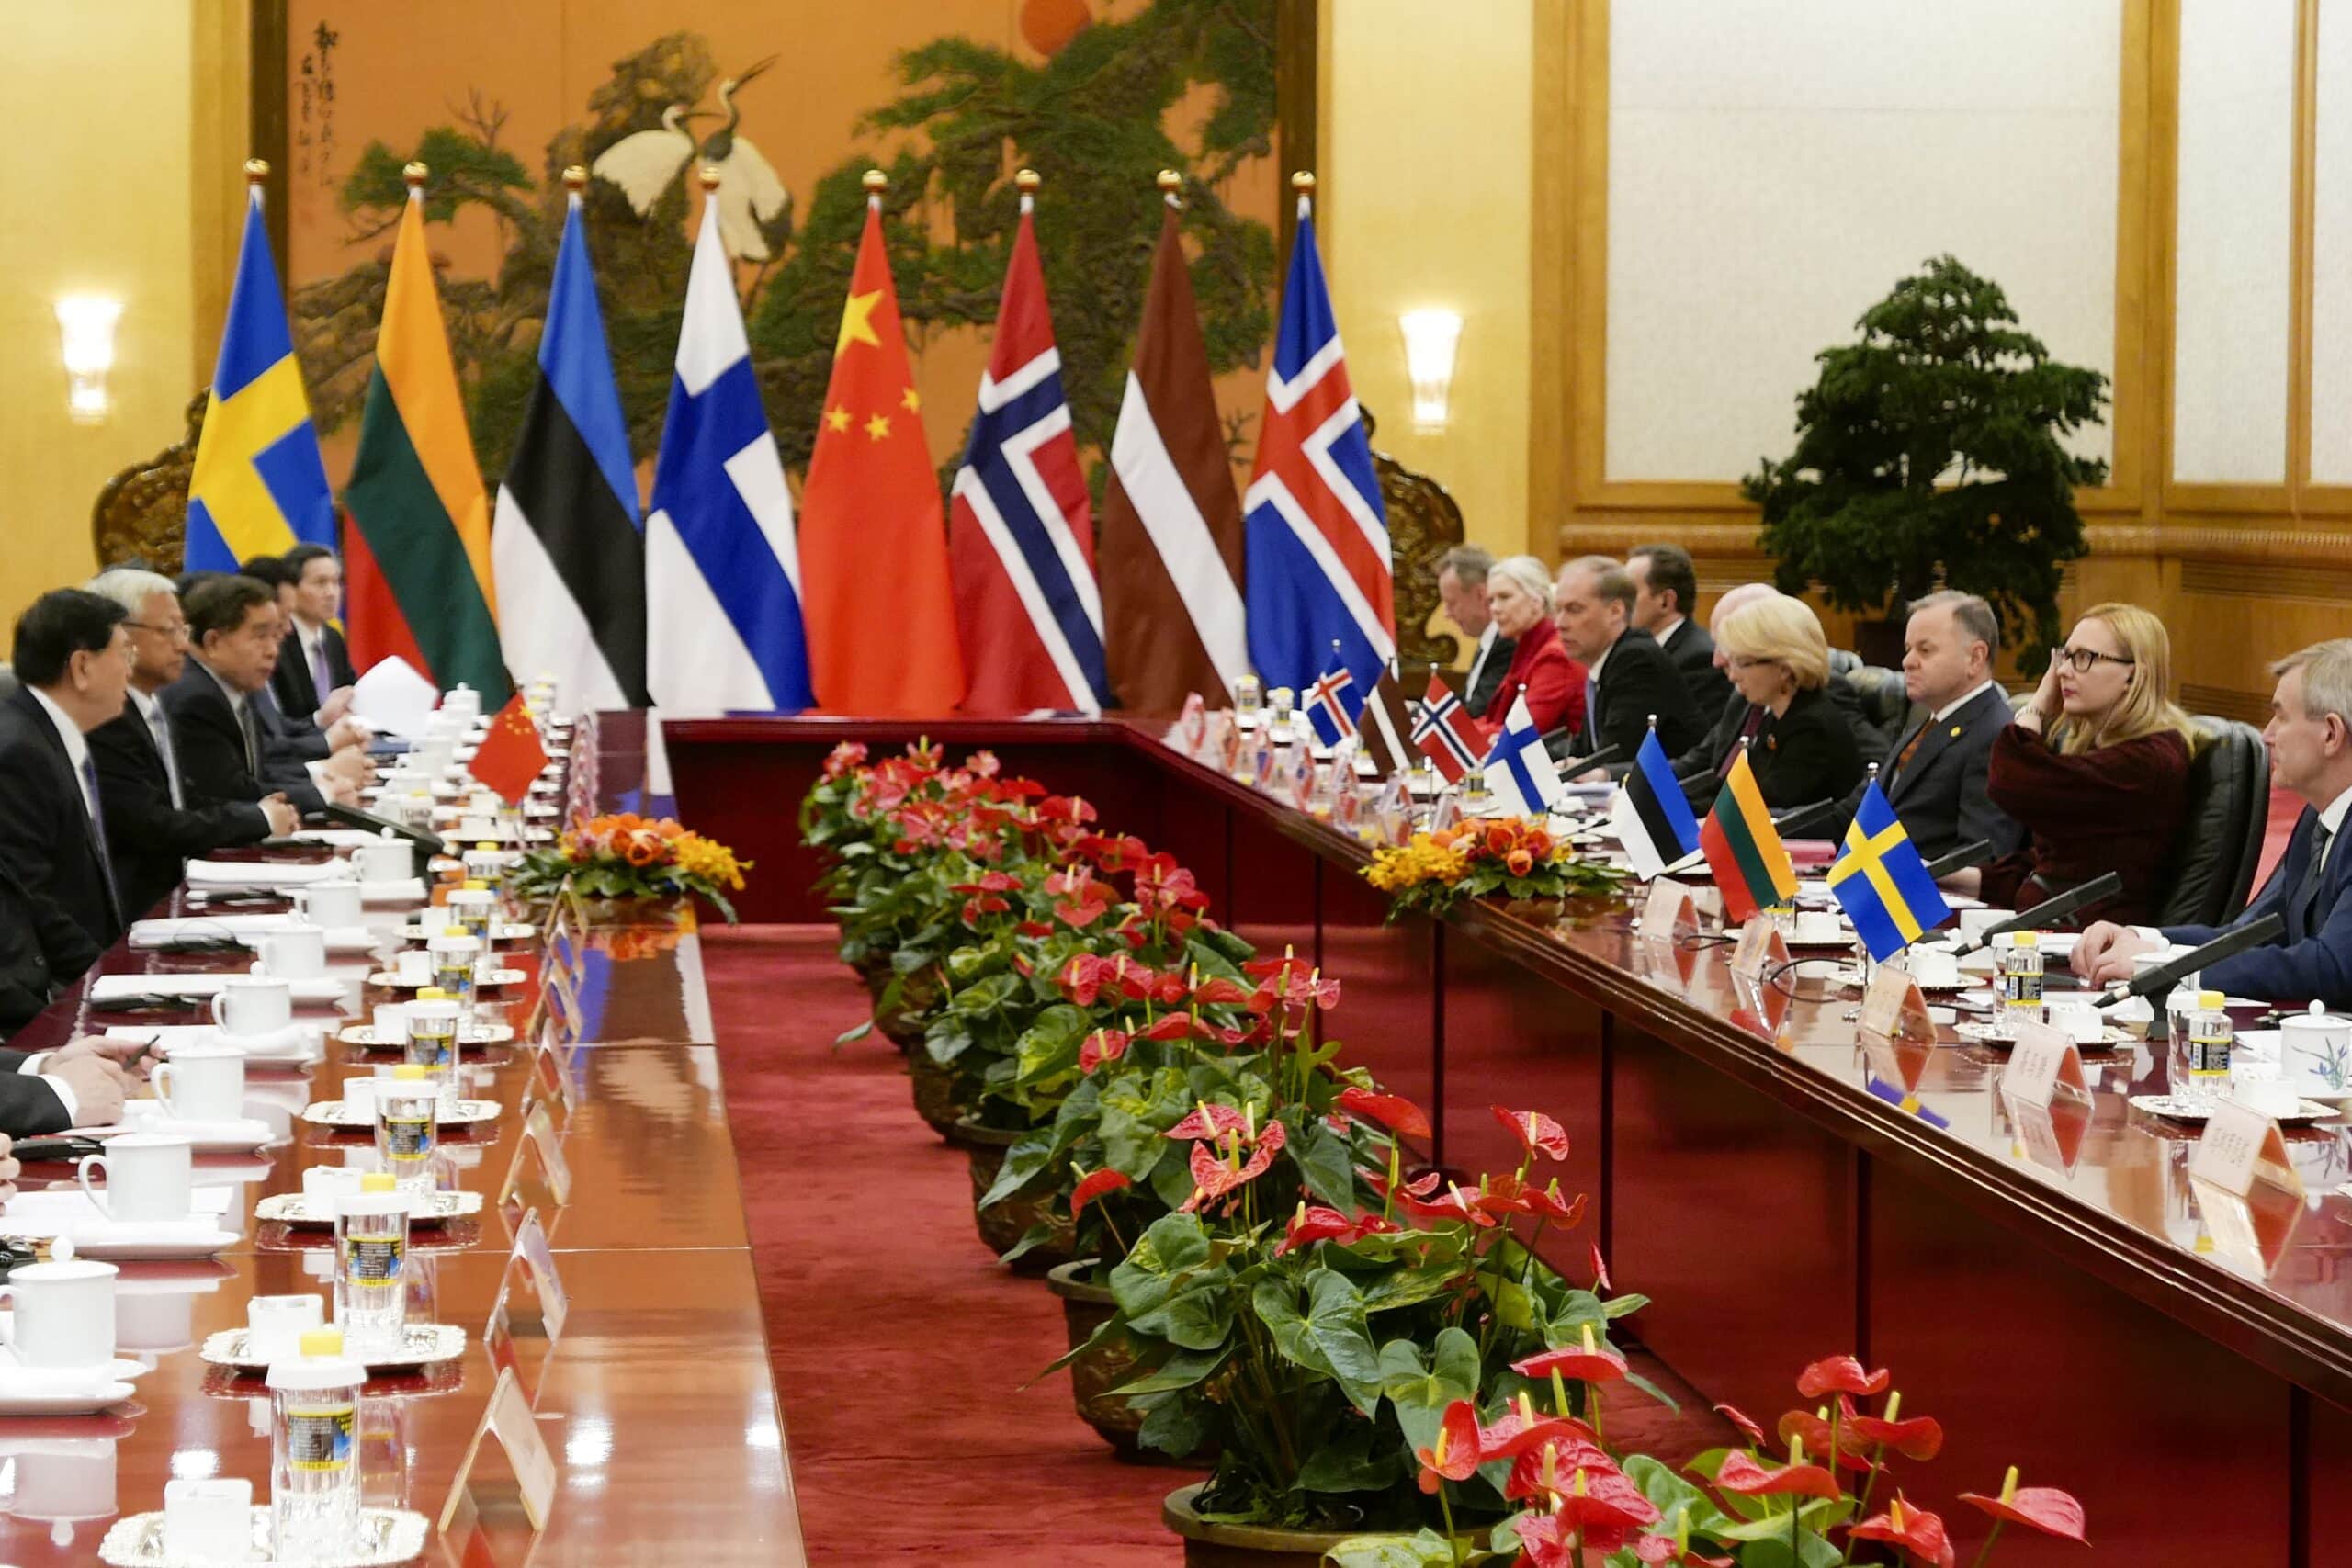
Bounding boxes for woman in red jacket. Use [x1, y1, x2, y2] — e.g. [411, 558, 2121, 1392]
[1973, 602, 2199, 927]
[1478, 555, 1587, 741]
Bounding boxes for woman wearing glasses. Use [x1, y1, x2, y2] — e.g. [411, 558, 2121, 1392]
[1974, 603, 2198, 925]
[1715, 592, 1867, 813]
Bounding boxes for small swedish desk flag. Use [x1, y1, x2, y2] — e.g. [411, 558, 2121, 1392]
[1827, 780, 1953, 961]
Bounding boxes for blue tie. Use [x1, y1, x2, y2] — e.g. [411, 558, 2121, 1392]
[1583, 673, 1600, 749]
[78, 751, 116, 897]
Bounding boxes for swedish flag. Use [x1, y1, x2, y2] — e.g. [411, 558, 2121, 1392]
[184, 188, 335, 571]
[1827, 781, 1953, 961]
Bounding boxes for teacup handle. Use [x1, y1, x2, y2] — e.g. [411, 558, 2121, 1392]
[151, 1063, 180, 1120]
[0, 1282, 15, 1354]
[76, 1153, 112, 1217]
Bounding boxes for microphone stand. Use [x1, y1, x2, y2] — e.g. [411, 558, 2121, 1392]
[2089, 913, 2286, 1010]
[1950, 873, 2125, 957]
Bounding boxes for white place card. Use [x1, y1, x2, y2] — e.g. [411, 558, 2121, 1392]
[438, 1365, 558, 1533]
[500, 1100, 574, 1211]
[2189, 1100, 2300, 1199]
[1999, 1021, 2086, 1111]
[1729, 920, 1791, 981]
[1858, 964, 1931, 1043]
[1637, 881, 1696, 942]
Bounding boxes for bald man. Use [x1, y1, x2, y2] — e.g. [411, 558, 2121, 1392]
[1670, 584, 1883, 804]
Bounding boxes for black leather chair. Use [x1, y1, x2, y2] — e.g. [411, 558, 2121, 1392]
[1842, 666, 1911, 751]
[0, 663, 16, 699]
[2154, 716, 2270, 928]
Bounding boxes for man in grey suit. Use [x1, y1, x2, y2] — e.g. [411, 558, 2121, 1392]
[1436, 546, 1513, 719]
[1838, 590, 2022, 864]
[1628, 543, 1733, 717]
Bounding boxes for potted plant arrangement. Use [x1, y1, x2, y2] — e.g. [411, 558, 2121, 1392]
[1363, 818, 1630, 923]
[510, 811, 749, 920]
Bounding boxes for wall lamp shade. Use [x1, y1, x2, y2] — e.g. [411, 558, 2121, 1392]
[1397, 309, 1463, 430]
[54, 295, 123, 424]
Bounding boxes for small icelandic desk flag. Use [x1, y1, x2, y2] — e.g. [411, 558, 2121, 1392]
[1826, 780, 1954, 960]
[468, 694, 550, 804]
[1611, 729, 1702, 879]
[1304, 651, 1360, 747]
[1700, 749, 1798, 924]
[1481, 694, 1566, 817]
[1409, 673, 1484, 783]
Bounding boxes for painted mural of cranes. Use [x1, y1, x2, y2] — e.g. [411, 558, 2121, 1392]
[590, 56, 792, 262]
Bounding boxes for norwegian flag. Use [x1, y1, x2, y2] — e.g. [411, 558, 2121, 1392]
[1243, 183, 1393, 715]
[1305, 654, 1358, 746]
[947, 184, 1111, 715]
[1410, 674, 1485, 783]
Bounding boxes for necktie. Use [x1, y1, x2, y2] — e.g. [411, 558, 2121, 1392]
[1583, 672, 1600, 746]
[149, 705, 183, 809]
[1892, 723, 1928, 778]
[238, 698, 262, 779]
[2292, 822, 2334, 941]
[1719, 705, 1765, 778]
[311, 635, 333, 706]
[77, 751, 116, 896]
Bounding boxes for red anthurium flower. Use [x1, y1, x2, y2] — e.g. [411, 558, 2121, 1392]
[1714, 1403, 1768, 1449]
[1276, 1205, 1357, 1256]
[959, 894, 1011, 922]
[1521, 1179, 1587, 1226]
[1512, 1463, 1660, 1552]
[1190, 976, 1254, 1007]
[1633, 1536, 1734, 1567]
[1163, 1102, 1250, 1141]
[1415, 1400, 1483, 1494]
[1775, 1410, 1875, 1473]
[1053, 895, 1113, 929]
[1334, 1087, 1433, 1142]
[821, 740, 868, 778]
[1078, 1028, 1131, 1074]
[1838, 1394, 1944, 1461]
[1014, 919, 1054, 938]
[1957, 1468, 2088, 1544]
[1502, 1434, 1619, 1502]
[1180, 1119, 1288, 1212]
[1850, 1497, 1955, 1567]
[1712, 1450, 1843, 1504]
[1395, 1182, 1497, 1229]
[1059, 953, 1156, 1006]
[1510, 1326, 1627, 1385]
[1480, 1402, 1602, 1462]
[1069, 1168, 1132, 1219]
[1590, 1240, 1611, 1292]
[1367, 1168, 1442, 1201]
[1491, 1105, 1572, 1162]
[1145, 970, 1191, 1005]
[1796, 1355, 1890, 1400]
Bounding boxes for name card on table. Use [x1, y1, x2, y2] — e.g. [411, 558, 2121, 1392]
[1857, 964, 1933, 1043]
[523, 1039, 575, 1123]
[1998, 1021, 2088, 1110]
[484, 1207, 569, 1404]
[2006, 1090, 2092, 1177]
[1637, 881, 1699, 943]
[1729, 919, 1791, 981]
[438, 1366, 558, 1537]
[2189, 1100, 2303, 1200]
[499, 1100, 573, 1215]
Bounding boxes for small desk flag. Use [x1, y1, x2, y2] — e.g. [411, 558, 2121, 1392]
[468, 694, 550, 805]
[1305, 654, 1360, 747]
[1611, 729, 1702, 879]
[1827, 780, 1954, 960]
[1700, 749, 1798, 923]
[1481, 694, 1566, 817]
[1409, 674, 1484, 783]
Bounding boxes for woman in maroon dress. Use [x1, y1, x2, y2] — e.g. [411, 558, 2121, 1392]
[1974, 602, 2198, 927]
[1477, 555, 1587, 741]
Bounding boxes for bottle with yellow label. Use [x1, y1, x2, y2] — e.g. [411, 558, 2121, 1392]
[268, 1325, 364, 1555]
[2175, 988, 2234, 1107]
[1998, 930, 2045, 1022]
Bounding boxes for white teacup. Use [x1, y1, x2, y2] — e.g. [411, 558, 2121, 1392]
[357, 837, 411, 885]
[210, 976, 291, 1038]
[152, 1043, 246, 1123]
[1790, 910, 1847, 946]
[76, 1134, 193, 1224]
[1905, 947, 1962, 989]
[342, 1075, 380, 1121]
[2237, 1077, 2303, 1117]
[251, 923, 327, 980]
[164, 1477, 254, 1562]
[243, 1294, 324, 1364]
[2045, 1001, 2106, 1045]
[296, 880, 363, 931]
[301, 1165, 366, 1205]
[2280, 1006, 2352, 1097]
[456, 815, 498, 840]
[0, 1258, 119, 1369]
[393, 948, 433, 986]
[1960, 908, 2015, 942]
[371, 1002, 410, 1046]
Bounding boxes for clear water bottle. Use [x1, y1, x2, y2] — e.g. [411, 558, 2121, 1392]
[2164, 969, 2205, 1044]
[426, 930, 481, 1009]
[1999, 931, 2045, 1023]
[2173, 988, 2234, 1107]
[334, 1178, 410, 1356]
[269, 1326, 364, 1559]
[402, 992, 461, 1100]
[374, 1065, 438, 1193]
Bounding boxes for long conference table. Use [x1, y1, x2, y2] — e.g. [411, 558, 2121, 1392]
[664, 715, 2352, 1568]
[0, 712, 806, 1566]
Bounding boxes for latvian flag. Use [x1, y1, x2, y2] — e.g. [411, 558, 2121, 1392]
[490, 178, 648, 715]
[1610, 730, 1702, 879]
[1700, 749, 1800, 923]
[948, 180, 1109, 715]
[1409, 673, 1484, 783]
[1353, 662, 1421, 776]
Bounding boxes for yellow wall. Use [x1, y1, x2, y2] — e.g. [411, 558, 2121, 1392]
[0, 2, 204, 632]
[1321, 0, 1536, 589]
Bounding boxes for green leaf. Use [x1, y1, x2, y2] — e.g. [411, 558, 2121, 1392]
[1127, 1281, 1236, 1352]
[977, 1130, 1055, 1209]
[1110, 1213, 1213, 1317]
[1136, 1393, 1209, 1458]
[1251, 1269, 1384, 1418]
[1287, 1121, 1358, 1211]
[1621, 1368, 1681, 1414]
[1293, 1426, 1402, 1495]
[1623, 1454, 1736, 1541]
[832, 1019, 873, 1046]
[1100, 1105, 1165, 1179]
[1108, 1344, 1228, 1396]
[1322, 1529, 1461, 1568]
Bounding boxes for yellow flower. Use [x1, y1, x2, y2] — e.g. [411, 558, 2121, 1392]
[673, 832, 749, 892]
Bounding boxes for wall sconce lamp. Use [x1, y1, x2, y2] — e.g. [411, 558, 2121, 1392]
[55, 295, 123, 425]
[1398, 308, 1463, 431]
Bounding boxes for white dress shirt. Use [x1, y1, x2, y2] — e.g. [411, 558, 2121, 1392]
[1465, 623, 1501, 696]
[27, 686, 99, 828]
[1931, 678, 1997, 726]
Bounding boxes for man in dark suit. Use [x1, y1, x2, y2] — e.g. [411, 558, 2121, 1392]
[271, 544, 358, 723]
[1627, 543, 1733, 716]
[1436, 545, 1512, 719]
[2077, 639, 2352, 1003]
[0, 1035, 133, 1134]
[0, 590, 133, 985]
[85, 569, 295, 919]
[1552, 556, 1702, 771]
[1836, 591, 2022, 863]
[164, 575, 345, 818]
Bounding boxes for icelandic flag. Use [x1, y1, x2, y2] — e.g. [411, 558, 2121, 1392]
[1481, 694, 1566, 817]
[1827, 780, 1954, 961]
[1610, 730, 1702, 879]
[1410, 673, 1483, 783]
[948, 190, 1110, 715]
[1243, 188, 1393, 714]
[1304, 650, 1360, 746]
[644, 195, 813, 716]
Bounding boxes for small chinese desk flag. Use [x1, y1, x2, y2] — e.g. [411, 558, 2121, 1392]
[469, 694, 549, 805]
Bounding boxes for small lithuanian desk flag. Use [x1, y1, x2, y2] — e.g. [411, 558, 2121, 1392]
[1699, 749, 1798, 923]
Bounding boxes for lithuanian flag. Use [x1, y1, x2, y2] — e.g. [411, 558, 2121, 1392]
[1699, 750, 1798, 924]
[342, 167, 509, 703]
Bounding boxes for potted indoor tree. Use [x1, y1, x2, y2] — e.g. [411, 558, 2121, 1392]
[1741, 254, 2108, 668]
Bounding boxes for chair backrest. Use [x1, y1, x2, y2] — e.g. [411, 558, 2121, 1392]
[2154, 716, 2270, 927]
[0, 663, 17, 700]
[1841, 665, 1910, 748]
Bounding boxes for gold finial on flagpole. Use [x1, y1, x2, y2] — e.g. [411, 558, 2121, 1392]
[243, 158, 270, 186]
[561, 165, 588, 193]
[697, 165, 721, 192]
[1156, 169, 1183, 194]
[402, 162, 428, 189]
[1014, 168, 1041, 194]
[1290, 170, 1316, 195]
[862, 169, 889, 193]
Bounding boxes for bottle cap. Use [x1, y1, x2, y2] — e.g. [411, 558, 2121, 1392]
[444, 926, 468, 939]
[360, 1172, 397, 1194]
[391, 1064, 428, 1081]
[476, 841, 499, 852]
[463, 879, 489, 891]
[268, 1325, 365, 1390]
[2199, 989, 2225, 1010]
[300, 1327, 343, 1357]
[2011, 931, 2038, 948]
[416, 987, 447, 1000]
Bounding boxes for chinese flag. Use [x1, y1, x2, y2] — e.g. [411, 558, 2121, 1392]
[797, 197, 967, 715]
[467, 694, 549, 804]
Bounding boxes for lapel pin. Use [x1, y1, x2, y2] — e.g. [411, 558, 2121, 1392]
[1950, 725, 1962, 738]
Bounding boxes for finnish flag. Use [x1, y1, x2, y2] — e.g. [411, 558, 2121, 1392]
[1481, 694, 1566, 818]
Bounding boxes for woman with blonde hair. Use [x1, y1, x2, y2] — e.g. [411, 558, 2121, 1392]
[1976, 602, 2198, 925]
[1478, 555, 1586, 740]
[1714, 592, 1866, 811]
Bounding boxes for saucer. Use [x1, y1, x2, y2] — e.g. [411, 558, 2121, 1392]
[65, 1224, 242, 1262]
[108, 1103, 280, 1153]
[301, 1098, 500, 1128]
[334, 1021, 514, 1049]
[1957, 1021, 2132, 1049]
[0, 1371, 139, 1416]
[2131, 1093, 2340, 1125]
[201, 1321, 465, 1372]
[0, 1352, 148, 1385]
[397, 920, 536, 942]
[101, 1506, 428, 1566]
[256, 1190, 481, 1227]
[366, 968, 526, 989]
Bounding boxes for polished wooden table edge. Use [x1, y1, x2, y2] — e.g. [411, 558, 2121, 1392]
[660, 713, 2352, 1409]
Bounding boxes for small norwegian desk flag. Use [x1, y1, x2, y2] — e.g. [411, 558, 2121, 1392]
[1409, 672, 1485, 783]
[469, 695, 549, 804]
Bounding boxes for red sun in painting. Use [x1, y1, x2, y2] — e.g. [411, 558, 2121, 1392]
[1022, 0, 1092, 56]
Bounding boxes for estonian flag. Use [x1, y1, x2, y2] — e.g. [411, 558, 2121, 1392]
[1826, 780, 1953, 961]
[1482, 694, 1566, 817]
[1610, 730, 1702, 879]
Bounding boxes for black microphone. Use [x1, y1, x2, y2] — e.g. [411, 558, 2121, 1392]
[2090, 913, 2286, 1010]
[1921, 839, 1995, 881]
[1952, 872, 2124, 956]
[1560, 742, 1624, 776]
[1769, 798, 1837, 838]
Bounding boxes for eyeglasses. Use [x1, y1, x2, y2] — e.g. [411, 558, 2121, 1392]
[122, 620, 190, 641]
[2052, 646, 2134, 674]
